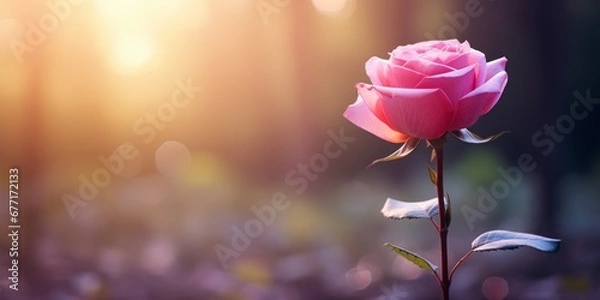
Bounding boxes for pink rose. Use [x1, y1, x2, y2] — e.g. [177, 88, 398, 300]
[344, 39, 508, 142]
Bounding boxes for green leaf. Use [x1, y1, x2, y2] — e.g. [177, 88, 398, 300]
[368, 138, 421, 167]
[384, 243, 438, 272]
[471, 230, 561, 253]
[381, 196, 448, 220]
[450, 128, 509, 144]
[427, 166, 437, 186]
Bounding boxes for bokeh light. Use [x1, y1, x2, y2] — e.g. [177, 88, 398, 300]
[232, 259, 272, 286]
[139, 238, 177, 276]
[482, 276, 509, 300]
[345, 266, 372, 291]
[155, 140, 192, 179]
[182, 152, 231, 187]
[72, 272, 102, 296]
[2, 0, 598, 298]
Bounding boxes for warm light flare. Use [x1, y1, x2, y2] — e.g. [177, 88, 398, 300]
[311, 0, 356, 17]
[111, 35, 154, 71]
[0, 18, 22, 43]
[94, 0, 182, 31]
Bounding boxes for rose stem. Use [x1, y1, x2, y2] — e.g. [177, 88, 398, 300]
[434, 143, 450, 300]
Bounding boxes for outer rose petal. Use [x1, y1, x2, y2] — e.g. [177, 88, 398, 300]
[343, 95, 409, 143]
[485, 57, 508, 81]
[447, 92, 489, 131]
[448, 70, 508, 130]
[468, 49, 488, 87]
[357, 84, 455, 140]
[366, 57, 425, 88]
[415, 65, 476, 103]
[480, 70, 508, 114]
[365, 57, 386, 85]
[357, 82, 390, 124]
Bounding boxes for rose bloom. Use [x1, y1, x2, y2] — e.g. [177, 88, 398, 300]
[344, 39, 508, 142]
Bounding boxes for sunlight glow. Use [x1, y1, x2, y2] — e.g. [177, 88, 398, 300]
[95, 0, 182, 31]
[311, 0, 356, 17]
[175, 0, 213, 30]
[112, 35, 154, 71]
[0, 19, 22, 43]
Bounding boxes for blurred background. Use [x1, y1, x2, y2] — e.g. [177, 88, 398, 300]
[0, 0, 599, 299]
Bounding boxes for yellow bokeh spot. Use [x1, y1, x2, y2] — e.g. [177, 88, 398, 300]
[231, 259, 272, 286]
[182, 152, 230, 187]
[282, 202, 324, 243]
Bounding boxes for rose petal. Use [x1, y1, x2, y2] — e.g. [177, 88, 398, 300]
[404, 57, 456, 76]
[485, 57, 507, 82]
[358, 84, 455, 140]
[447, 93, 489, 131]
[390, 46, 415, 65]
[387, 64, 426, 88]
[448, 71, 508, 131]
[415, 65, 476, 103]
[468, 49, 488, 87]
[365, 57, 386, 86]
[343, 95, 410, 143]
[454, 39, 471, 52]
[442, 50, 470, 69]
[356, 82, 389, 123]
[481, 71, 508, 114]
[460, 40, 471, 51]
[391, 40, 454, 63]
[429, 40, 467, 65]
[390, 50, 409, 66]
[448, 70, 509, 130]
[391, 39, 464, 67]
[424, 40, 452, 49]
[366, 57, 425, 88]
[421, 39, 461, 51]
[439, 40, 470, 66]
